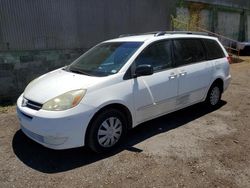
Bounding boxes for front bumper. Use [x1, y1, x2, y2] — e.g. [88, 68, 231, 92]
[16, 94, 95, 150]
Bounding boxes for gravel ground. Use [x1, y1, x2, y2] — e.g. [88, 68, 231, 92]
[0, 60, 250, 188]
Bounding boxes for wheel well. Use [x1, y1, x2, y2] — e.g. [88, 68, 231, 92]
[212, 78, 224, 92]
[85, 103, 133, 145]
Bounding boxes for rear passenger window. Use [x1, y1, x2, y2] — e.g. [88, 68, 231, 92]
[173, 39, 206, 66]
[135, 40, 172, 72]
[202, 39, 225, 60]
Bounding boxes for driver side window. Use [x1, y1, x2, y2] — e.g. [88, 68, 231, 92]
[135, 40, 173, 72]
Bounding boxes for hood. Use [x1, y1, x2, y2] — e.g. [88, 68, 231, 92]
[24, 69, 102, 104]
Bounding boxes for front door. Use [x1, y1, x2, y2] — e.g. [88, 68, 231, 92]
[132, 40, 178, 124]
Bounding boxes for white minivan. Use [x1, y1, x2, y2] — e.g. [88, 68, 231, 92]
[17, 31, 231, 152]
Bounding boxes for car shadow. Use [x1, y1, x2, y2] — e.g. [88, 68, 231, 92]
[12, 101, 226, 173]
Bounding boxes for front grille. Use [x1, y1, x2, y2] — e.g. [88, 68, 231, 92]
[26, 99, 42, 110]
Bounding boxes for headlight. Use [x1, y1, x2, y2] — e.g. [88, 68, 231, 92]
[42, 89, 86, 111]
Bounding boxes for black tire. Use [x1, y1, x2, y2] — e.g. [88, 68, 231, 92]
[86, 108, 127, 153]
[205, 83, 222, 108]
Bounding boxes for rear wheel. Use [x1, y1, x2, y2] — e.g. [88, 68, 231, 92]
[205, 84, 222, 108]
[87, 108, 127, 153]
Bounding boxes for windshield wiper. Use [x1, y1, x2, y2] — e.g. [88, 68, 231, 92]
[68, 67, 92, 76]
[62, 65, 68, 70]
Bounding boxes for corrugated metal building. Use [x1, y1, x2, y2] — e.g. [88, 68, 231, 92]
[0, 0, 175, 51]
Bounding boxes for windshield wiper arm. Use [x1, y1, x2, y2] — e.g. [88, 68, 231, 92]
[62, 65, 69, 70]
[68, 68, 92, 76]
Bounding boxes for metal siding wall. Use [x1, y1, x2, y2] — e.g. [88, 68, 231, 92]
[0, 0, 175, 51]
[186, 0, 250, 10]
[217, 11, 241, 40]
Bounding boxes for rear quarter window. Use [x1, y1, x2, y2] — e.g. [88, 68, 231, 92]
[202, 39, 225, 60]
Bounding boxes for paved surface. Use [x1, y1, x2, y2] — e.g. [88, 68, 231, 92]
[0, 61, 250, 188]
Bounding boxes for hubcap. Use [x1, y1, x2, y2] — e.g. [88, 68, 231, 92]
[97, 117, 122, 148]
[210, 86, 220, 105]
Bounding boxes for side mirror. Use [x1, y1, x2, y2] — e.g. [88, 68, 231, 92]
[134, 64, 153, 77]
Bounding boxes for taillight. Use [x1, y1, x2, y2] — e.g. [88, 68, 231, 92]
[227, 56, 232, 64]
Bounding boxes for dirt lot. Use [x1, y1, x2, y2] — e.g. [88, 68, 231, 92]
[0, 60, 250, 188]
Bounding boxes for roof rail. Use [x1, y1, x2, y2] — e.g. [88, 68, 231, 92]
[119, 34, 134, 38]
[118, 31, 208, 38]
[154, 31, 166, 36]
[165, 31, 208, 36]
[119, 31, 164, 38]
[148, 31, 208, 36]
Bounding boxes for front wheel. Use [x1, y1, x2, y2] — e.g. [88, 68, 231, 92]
[86, 108, 127, 153]
[205, 84, 222, 108]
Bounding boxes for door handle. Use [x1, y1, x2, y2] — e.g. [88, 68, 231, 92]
[179, 72, 187, 76]
[169, 72, 177, 79]
[179, 70, 187, 76]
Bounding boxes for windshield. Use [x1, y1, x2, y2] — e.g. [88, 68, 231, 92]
[67, 42, 143, 76]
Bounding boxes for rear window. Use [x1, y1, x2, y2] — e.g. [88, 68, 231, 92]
[173, 39, 206, 66]
[202, 39, 225, 60]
